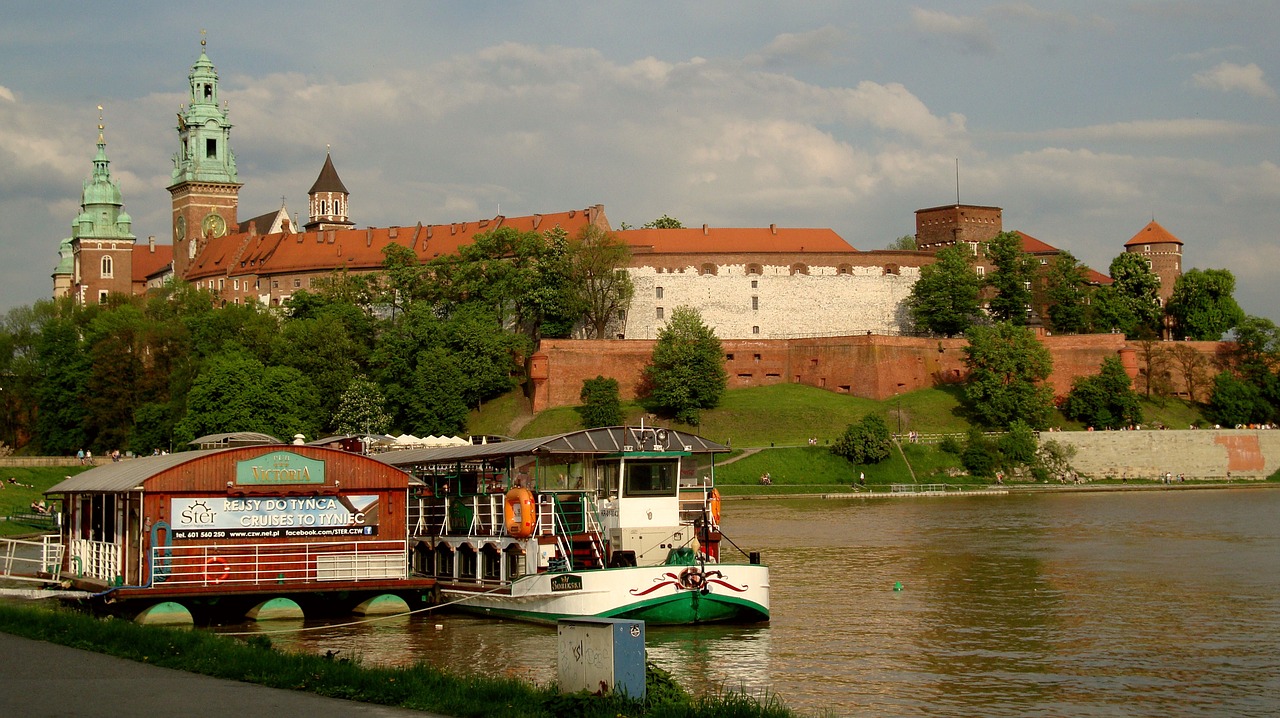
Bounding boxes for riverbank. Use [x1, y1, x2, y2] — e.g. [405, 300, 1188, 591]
[720, 478, 1280, 500]
[0, 601, 801, 718]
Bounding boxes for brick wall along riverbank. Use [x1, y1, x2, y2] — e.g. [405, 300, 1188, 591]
[1044, 429, 1280, 480]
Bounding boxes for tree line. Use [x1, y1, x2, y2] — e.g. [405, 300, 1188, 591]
[0, 224, 638, 456]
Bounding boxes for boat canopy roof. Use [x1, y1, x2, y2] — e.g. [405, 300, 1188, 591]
[375, 426, 727, 469]
[46, 449, 227, 495]
[188, 431, 282, 448]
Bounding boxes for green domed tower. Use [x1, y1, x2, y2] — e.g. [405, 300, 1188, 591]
[168, 33, 241, 278]
[59, 109, 138, 304]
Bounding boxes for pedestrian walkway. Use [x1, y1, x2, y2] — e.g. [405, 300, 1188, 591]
[0, 632, 451, 718]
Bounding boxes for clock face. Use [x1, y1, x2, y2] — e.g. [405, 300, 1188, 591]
[202, 213, 227, 238]
[175, 215, 186, 241]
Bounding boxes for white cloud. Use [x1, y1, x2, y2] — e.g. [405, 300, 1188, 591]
[910, 8, 996, 54]
[1192, 62, 1277, 99]
[1007, 119, 1273, 143]
[746, 26, 850, 67]
[0, 86, 14, 103]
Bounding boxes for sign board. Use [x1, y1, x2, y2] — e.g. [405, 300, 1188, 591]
[550, 574, 583, 592]
[235, 451, 325, 485]
[170, 495, 379, 539]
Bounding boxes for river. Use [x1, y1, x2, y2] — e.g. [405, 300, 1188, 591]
[227, 488, 1280, 717]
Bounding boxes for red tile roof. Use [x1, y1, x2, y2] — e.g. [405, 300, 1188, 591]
[132, 242, 173, 281]
[617, 226, 857, 254]
[1012, 230, 1058, 254]
[1125, 220, 1183, 247]
[184, 206, 607, 281]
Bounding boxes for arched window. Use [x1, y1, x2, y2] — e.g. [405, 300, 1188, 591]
[789, 264, 809, 276]
[700, 263, 718, 276]
[883, 264, 900, 276]
[100, 255, 113, 278]
[746, 263, 763, 276]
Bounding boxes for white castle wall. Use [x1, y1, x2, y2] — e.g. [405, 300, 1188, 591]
[622, 263, 920, 340]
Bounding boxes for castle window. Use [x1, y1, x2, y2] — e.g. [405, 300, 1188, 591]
[293, 278, 301, 288]
[838, 264, 852, 275]
[725, 353, 735, 361]
[790, 264, 809, 276]
[100, 255, 113, 278]
[1144, 245, 1150, 253]
[656, 287, 663, 299]
[752, 326, 760, 335]
[746, 264, 762, 276]
[321, 200, 329, 216]
[976, 266, 985, 277]
[206, 138, 216, 159]
[656, 307, 664, 320]
[98, 290, 109, 304]
[752, 296, 759, 311]
[203, 83, 212, 100]
[700, 263, 717, 276]
[883, 264, 900, 276]
[751, 280, 758, 289]
[218, 279, 225, 290]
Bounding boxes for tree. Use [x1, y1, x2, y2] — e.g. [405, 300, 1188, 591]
[578, 376, 623, 429]
[407, 346, 469, 436]
[985, 232, 1036, 325]
[1168, 343, 1212, 403]
[570, 225, 635, 339]
[1042, 251, 1090, 334]
[175, 351, 321, 444]
[333, 376, 393, 436]
[643, 307, 727, 425]
[1166, 268, 1244, 341]
[271, 313, 364, 430]
[886, 235, 917, 251]
[962, 321, 1054, 429]
[1133, 337, 1172, 401]
[642, 215, 683, 229]
[1091, 252, 1162, 338]
[1206, 371, 1269, 427]
[831, 414, 892, 464]
[1061, 356, 1143, 430]
[907, 243, 982, 337]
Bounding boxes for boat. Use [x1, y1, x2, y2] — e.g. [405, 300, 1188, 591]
[377, 426, 770, 625]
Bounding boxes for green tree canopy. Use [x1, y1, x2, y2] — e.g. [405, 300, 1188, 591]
[886, 235, 917, 251]
[175, 351, 321, 444]
[985, 232, 1036, 325]
[907, 243, 982, 337]
[1042, 251, 1090, 334]
[1206, 371, 1270, 427]
[332, 375, 393, 436]
[1092, 252, 1162, 338]
[642, 215, 683, 229]
[831, 413, 892, 464]
[643, 307, 727, 425]
[1166, 268, 1244, 341]
[962, 321, 1055, 429]
[1061, 356, 1143, 430]
[578, 376, 623, 429]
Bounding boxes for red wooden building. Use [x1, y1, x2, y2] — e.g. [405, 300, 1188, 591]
[45, 445, 434, 622]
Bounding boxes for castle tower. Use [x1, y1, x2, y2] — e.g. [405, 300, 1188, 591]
[1124, 220, 1183, 306]
[168, 34, 241, 279]
[304, 152, 353, 232]
[61, 110, 137, 305]
[914, 204, 1003, 253]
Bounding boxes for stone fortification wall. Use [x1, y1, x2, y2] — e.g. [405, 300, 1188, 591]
[622, 252, 928, 341]
[1045, 429, 1280, 479]
[530, 333, 1179, 413]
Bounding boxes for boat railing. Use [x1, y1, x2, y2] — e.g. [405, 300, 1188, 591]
[69, 538, 119, 583]
[0, 534, 64, 584]
[148, 539, 407, 587]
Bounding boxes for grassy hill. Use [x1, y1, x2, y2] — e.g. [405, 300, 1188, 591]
[470, 383, 1212, 495]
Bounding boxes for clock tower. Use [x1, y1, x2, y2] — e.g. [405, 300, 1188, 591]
[168, 34, 241, 279]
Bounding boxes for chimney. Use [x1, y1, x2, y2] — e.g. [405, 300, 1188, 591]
[770, 224, 777, 235]
[702, 224, 709, 235]
[148, 235, 155, 252]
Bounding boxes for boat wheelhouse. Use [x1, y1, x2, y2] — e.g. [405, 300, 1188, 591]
[378, 426, 769, 625]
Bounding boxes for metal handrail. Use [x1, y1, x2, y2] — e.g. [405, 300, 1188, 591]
[147, 539, 407, 586]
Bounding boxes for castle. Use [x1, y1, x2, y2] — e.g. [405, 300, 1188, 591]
[53, 41, 1185, 349]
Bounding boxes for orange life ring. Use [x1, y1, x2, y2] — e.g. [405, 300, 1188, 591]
[504, 487, 538, 538]
[708, 488, 722, 525]
[205, 556, 229, 584]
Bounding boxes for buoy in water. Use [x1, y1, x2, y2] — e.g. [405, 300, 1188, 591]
[893, 581, 904, 591]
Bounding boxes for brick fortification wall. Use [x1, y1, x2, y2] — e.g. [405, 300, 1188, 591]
[530, 333, 1216, 413]
[1045, 429, 1280, 479]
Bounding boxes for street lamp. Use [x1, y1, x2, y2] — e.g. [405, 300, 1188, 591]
[896, 383, 905, 437]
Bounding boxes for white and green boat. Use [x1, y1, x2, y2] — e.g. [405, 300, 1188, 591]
[378, 426, 769, 625]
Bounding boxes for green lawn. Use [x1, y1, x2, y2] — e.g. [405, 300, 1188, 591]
[0, 466, 89, 536]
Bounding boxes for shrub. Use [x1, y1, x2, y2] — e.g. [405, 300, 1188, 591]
[831, 414, 892, 464]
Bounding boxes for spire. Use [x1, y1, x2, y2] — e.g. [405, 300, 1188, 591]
[308, 151, 349, 194]
[72, 105, 135, 243]
[170, 31, 239, 186]
[83, 105, 122, 208]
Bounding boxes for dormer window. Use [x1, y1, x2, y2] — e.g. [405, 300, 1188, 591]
[203, 84, 212, 100]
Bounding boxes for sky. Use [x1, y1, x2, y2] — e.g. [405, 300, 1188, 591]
[1, 1, 1277, 322]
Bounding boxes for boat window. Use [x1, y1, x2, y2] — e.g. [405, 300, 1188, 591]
[623, 461, 679, 497]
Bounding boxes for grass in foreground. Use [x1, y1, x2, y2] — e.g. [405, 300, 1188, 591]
[0, 601, 805, 718]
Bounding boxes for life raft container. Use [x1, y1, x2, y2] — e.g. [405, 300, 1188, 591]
[205, 556, 230, 584]
[504, 487, 537, 538]
[708, 488, 722, 525]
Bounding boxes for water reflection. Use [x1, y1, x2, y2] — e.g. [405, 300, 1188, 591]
[215, 489, 1280, 717]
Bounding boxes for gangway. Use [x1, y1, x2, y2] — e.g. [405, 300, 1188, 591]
[0, 535, 63, 585]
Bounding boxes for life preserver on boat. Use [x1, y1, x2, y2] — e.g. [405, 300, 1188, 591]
[708, 488, 722, 525]
[504, 487, 538, 538]
[205, 556, 229, 585]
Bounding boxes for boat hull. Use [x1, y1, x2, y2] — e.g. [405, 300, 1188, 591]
[440, 563, 770, 626]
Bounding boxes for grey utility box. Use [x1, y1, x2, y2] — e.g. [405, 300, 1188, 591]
[556, 616, 646, 700]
